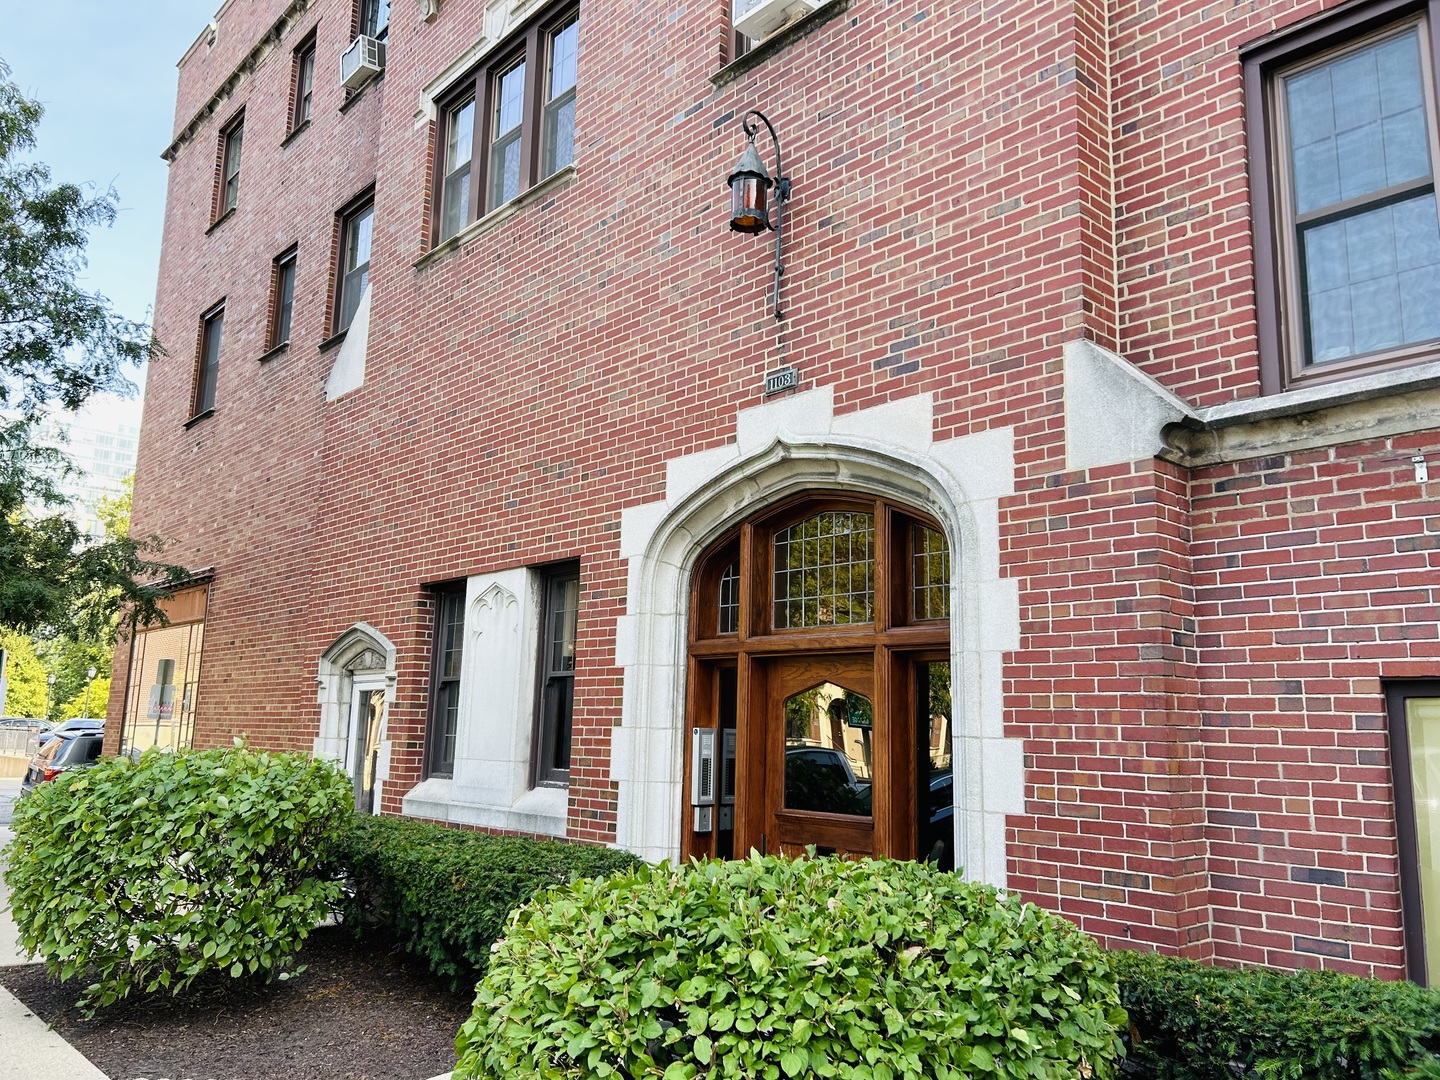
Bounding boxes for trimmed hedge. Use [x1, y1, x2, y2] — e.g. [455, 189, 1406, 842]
[1113, 950, 1440, 1079]
[3, 745, 351, 1012]
[334, 814, 641, 989]
[454, 854, 1126, 1080]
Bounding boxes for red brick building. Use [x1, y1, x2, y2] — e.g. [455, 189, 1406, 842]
[116, 0, 1440, 982]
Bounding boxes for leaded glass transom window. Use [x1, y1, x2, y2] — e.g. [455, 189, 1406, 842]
[913, 525, 950, 621]
[773, 511, 875, 629]
[718, 561, 740, 634]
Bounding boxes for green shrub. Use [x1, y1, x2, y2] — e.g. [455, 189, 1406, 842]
[334, 813, 641, 989]
[1113, 950, 1440, 1079]
[454, 854, 1126, 1080]
[3, 744, 352, 1012]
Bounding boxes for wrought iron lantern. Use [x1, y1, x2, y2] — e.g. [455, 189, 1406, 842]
[726, 110, 791, 319]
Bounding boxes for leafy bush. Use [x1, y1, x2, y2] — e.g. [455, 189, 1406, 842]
[334, 813, 641, 989]
[3, 744, 351, 1012]
[1113, 949, 1440, 1079]
[454, 854, 1126, 1080]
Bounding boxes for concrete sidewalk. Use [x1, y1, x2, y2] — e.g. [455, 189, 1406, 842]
[0, 781, 108, 1079]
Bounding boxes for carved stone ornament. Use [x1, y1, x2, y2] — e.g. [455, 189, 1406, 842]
[345, 647, 387, 673]
[417, 0, 440, 21]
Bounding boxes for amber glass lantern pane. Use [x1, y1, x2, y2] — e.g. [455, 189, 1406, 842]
[730, 175, 769, 233]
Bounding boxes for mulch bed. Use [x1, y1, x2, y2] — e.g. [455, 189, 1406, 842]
[0, 926, 474, 1080]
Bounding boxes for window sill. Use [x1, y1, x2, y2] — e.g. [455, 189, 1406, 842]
[317, 329, 349, 353]
[1163, 356, 1440, 466]
[280, 119, 310, 148]
[257, 341, 289, 363]
[205, 208, 235, 235]
[711, 0, 852, 88]
[413, 164, 577, 271]
[183, 408, 215, 429]
[400, 777, 567, 838]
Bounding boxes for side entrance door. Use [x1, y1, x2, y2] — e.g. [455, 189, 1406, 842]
[349, 682, 386, 815]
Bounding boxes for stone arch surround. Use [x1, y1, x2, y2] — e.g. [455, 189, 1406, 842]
[313, 622, 398, 768]
[611, 386, 1025, 886]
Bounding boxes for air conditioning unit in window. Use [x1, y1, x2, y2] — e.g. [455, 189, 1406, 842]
[340, 35, 386, 90]
[733, 0, 821, 41]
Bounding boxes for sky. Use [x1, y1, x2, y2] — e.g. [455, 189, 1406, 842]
[5, 2, 218, 431]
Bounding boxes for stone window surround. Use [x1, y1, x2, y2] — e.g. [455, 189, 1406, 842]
[402, 568, 569, 837]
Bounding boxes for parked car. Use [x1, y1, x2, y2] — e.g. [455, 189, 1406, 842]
[33, 717, 104, 750]
[20, 728, 105, 797]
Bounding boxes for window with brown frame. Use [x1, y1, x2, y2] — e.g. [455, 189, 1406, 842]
[333, 193, 374, 334]
[533, 564, 579, 787]
[1246, 0, 1440, 393]
[426, 583, 466, 778]
[1387, 681, 1440, 986]
[191, 303, 224, 419]
[291, 35, 316, 132]
[214, 113, 243, 221]
[269, 247, 297, 350]
[359, 0, 390, 39]
[432, 5, 578, 241]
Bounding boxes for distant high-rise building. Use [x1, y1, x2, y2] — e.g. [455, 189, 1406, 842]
[32, 400, 140, 538]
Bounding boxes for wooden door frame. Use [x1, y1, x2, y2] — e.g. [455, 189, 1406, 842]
[682, 493, 951, 863]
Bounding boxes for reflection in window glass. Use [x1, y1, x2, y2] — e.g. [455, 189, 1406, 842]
[913, 525, 950, 620]
[122, 620, 205, 758]
[783, 683, 873, 816]
[919, 661, 954, 870]
[543, 18, 578, 177]
[1407, 697, 1440, 980]
[441, 99, 475, 240]
[338, 203, 373, 332]
[718, 561, 739, 634]
[1283, 26, 1440, 366]
[773, 511, 874, 629]
[489, 62, 527, 208]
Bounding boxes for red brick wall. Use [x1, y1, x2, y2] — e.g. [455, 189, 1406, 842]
[122, 0, 1440, 977]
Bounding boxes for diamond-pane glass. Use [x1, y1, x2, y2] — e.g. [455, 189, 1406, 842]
[718, 561, 740, 635]
[912, 525, 950, 621]
[773, 512, 874, 629]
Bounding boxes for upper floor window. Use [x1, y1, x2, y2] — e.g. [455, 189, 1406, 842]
[292, 36, 316, 131]
[215, 114, 243, 220]
[1247, 0, 1440, 391]
[433, 6, 578, 241]
[360, 0, 390, 39]
[192, 303, 224, 418]
[269, 247, 297, 350]
[335, 195, 374, 334]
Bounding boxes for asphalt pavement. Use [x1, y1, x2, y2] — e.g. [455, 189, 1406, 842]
[0, 777, 17, 826]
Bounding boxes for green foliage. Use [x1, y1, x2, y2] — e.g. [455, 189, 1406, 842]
[55, 674, 108, 720]
[32, 633, 110, 721]
[454, 855, 1126, 1080]
[0, 62, 185, 638]
[0, 629, 47, 716]
[1113, 949, 1440, 1079]
[335, 814, 641, 991]
[2, 745, 352, 1013]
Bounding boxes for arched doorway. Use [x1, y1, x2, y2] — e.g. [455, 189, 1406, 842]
[683, 492, 954, 865]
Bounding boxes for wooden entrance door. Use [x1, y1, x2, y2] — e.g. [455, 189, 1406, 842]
[762, 654, 878, 858]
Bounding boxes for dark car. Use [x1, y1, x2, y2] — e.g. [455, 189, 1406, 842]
[33, 717, 104, 750]
[20, 728, 105, 797]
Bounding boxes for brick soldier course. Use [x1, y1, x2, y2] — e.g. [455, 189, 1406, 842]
[115, 0, 1440, 982]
